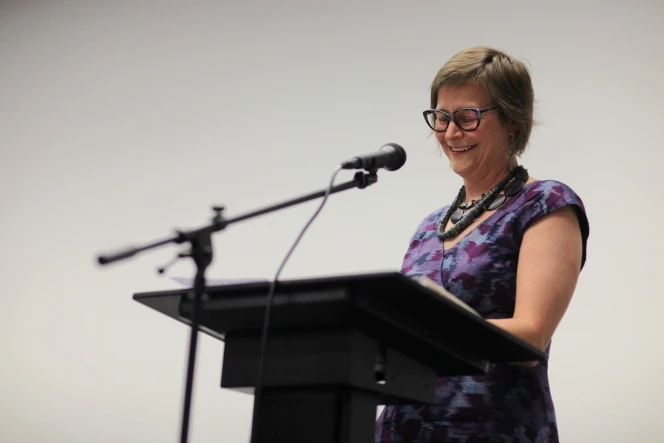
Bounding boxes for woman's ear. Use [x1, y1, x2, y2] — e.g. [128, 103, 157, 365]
[508, 122, 518, 137]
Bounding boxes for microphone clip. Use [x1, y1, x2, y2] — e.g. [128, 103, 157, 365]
[354, 170, 378, 189]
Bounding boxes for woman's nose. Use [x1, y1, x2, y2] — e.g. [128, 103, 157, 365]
[444, 120, 463, 142]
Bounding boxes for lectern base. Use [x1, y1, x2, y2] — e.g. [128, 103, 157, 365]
[251, 388, 377, 443]
[221, 328, 437, 443]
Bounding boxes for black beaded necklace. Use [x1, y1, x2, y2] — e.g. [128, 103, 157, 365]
[437, 165, 529, 241]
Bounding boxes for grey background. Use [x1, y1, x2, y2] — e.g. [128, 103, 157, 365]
[2, 1, 662, 442]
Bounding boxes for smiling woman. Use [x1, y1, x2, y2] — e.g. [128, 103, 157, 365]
[375, 47, 590, 443]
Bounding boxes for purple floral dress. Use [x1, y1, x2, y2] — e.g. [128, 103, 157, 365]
[375, 180, 589, 443]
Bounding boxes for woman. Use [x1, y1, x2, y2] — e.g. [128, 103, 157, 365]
[375, 47, 589, 442]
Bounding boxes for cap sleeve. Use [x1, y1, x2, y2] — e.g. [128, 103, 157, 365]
[512, 180, 590, 269]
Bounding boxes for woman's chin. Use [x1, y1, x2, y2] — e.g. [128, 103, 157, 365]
[449, 159, 474, 177]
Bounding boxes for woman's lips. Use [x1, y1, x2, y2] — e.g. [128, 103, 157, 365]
[449, 144, 477, 154]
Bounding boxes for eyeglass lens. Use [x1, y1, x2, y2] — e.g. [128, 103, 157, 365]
[427, 109, 480, 131]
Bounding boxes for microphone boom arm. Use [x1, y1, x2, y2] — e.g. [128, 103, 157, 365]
[97, 170, 377, 266]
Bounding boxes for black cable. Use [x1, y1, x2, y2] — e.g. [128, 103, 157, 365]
[248, 164, 344, 443]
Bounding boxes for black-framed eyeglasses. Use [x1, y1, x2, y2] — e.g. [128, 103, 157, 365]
[423, 105, 498, 132]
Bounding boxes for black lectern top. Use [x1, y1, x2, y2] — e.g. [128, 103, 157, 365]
[134, 271, 545, 376]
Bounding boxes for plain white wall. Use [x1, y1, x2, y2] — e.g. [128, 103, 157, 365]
[2, 1, 663, 442]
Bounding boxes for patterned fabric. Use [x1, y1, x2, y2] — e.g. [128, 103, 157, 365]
[375, 180, 589, 443]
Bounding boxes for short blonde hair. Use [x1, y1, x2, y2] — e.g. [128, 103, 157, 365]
[430, 47, 535, 157]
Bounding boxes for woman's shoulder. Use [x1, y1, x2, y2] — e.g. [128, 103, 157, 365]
[512, 178, 590, 266]
[409, 206, 446, 238]
[522, 179, 584, 201]
[421, 206, 447, 224]
[515, 179, 587, 214]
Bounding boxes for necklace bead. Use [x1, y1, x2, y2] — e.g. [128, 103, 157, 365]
[437, 166, 528, 241]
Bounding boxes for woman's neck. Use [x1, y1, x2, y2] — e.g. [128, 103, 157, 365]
[462, 160, 517, 202]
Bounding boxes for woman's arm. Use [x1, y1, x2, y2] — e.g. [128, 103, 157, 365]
[487, 205, 584, 365]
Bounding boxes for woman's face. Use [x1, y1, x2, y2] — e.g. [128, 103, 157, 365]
[434, 84, 514, 180]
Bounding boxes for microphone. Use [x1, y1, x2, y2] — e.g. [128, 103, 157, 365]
[341, 143, 407, 171]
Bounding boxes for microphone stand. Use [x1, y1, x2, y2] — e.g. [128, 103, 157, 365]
[97, 170, 378, 443]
